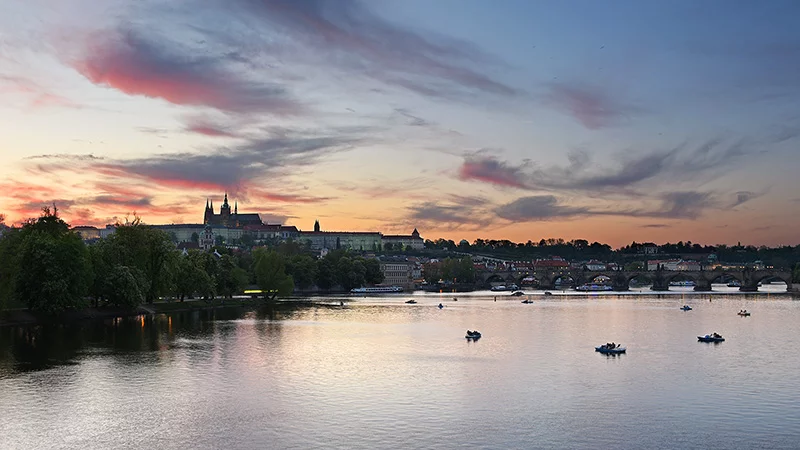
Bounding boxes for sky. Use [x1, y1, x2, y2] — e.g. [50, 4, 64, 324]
[1, 0, 799, 248]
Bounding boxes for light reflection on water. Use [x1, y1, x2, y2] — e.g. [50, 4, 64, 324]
[2, 292, 800, 449]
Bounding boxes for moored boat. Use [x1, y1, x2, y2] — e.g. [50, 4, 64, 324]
[350, 286, 404, 294]
[405, 299, 417, 304]
[698, 333, 725, 342]
[680, 305, 692, 311]
[576, 284, 613, 292]
[521, 299, 533, 304]
[737, 310, 750, 316]
[511, 291, 525, 296]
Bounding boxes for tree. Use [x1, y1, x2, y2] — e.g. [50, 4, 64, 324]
[252, 248, 294, 299]
[794, 263, 800, 283]
[285, 255, 318, 290]
[105, 265, 145, 307]
[8, 208, 91, 314]
[363, 258, 384, 285]
[335, 256, 366, 291]
[216, 254, 248, 298]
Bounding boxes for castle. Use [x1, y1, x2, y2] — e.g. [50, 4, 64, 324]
[203, 193, 263, 228]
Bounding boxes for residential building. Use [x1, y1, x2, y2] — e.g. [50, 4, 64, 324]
[381, 228, 424, 250]
[584, 260, 607, 271]
[379, 259, 416, 290]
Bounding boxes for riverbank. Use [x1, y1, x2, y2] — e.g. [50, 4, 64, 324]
[0, 297, 326, 328]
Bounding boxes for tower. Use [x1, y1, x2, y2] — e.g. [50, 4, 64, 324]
[204, 198, 213, 225]
[314, 219, 320, 232]
[220, 192, 231, 226]
[411, 228, 420, 238]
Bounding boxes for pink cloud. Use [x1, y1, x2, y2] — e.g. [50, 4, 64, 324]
[458, 157, 529, 189]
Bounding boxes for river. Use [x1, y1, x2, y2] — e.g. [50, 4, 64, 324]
[2, 288, 799, 449]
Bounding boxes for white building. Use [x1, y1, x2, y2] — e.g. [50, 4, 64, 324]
[379, 260, 416, 290]
[381, 228, 424, 250]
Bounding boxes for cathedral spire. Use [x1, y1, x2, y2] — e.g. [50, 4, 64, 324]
[234, 201, 238, 214]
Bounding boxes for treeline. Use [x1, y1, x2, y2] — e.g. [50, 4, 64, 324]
[0, 210, 383, 315]
[424, 237, 800, 269]
[422, 257, 476, 284]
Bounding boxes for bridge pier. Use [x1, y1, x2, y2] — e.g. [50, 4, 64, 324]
[693, 279, 713, 291]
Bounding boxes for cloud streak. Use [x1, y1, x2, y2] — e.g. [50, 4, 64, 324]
[74, 28, 305, 115]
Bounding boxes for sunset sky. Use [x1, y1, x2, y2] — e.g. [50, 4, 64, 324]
[1, 0, 799, 247]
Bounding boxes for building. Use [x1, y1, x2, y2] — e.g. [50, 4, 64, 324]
[381, 228, 424, 250]
[72, 226, 101, 241]
[647, 259, 682, 271]
[203, 193, 262, 228]
[379, 259, 416, 290]
[584, 260, 607, 271]
[299, 221, 382, 251]
[534, 257, 570, 270]
[642, 244, 658, 255]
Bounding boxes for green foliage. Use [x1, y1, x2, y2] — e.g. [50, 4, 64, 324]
[423, 257, 475, 284]
[335, 256, 366, 291]
[363, 258, 384, 285]
[216, 254, 248, 297]
[285, 255, 318, 290]
[105, 265, 145, 307]
[252, 248, 294, 299]
[2, 208, 91, 314]
[103, 220, 177, 303]
[793, 263, 800, 283]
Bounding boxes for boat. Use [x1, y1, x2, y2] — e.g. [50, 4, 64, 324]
[670, 280, 696, 287]
[576, 284, 613, 292]
[350, 286, 404, 294]
[511, 291, 525, 296]
[437, 303, 444, 309]
[521, 299, 533, 304]
[737, 310, 751, 316]
[491, 284, 518, 292]
[698, 333, 725, 342]
[680, 305, 692, 311]
[727, 280, 742, 288]
[465, 330, 482, 339]
[544, 291, 553, 296]
[595, 344, 626, 354]
[404, 299, 417, 304]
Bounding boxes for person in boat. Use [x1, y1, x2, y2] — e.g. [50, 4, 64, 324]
[438, 303, 443, 308]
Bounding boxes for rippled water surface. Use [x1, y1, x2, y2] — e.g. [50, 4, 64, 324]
[2, 290, 800, 449]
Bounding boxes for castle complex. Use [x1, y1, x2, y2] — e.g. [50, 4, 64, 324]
[203, 193, 262, 228]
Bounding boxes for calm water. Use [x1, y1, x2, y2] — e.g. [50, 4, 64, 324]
[2, 289, 800, 449]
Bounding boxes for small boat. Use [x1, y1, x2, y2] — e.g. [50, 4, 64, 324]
[737, 310, 750, 316]
[511, 291, 525, 296]
[405, 299, 417, 304]
[576, 284, 613, 292]
[465, 330, 482, 339]
[350, 286, 404, 294]
[544, 291, 553, 296]
[680, 305, 692, 311]
[452, 297, 458, 301]
[698, 333, 725, 342]
[521, 299, 533, 304]
[727, 280, 742, 288]
[670, 280, 696, 287]
[437, 303, 444, 309]
[595, 344, 626, 354]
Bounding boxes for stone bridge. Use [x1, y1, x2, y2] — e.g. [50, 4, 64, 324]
[479, 268, 794, 292]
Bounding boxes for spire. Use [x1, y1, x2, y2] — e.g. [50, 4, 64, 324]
[234, 201, 238, 214]
[210, 200, 214, 212]
[223, 192, 229, 206]
[206, 198, 210, 210]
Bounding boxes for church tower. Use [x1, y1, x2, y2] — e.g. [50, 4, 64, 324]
[220, 192, 231, 226]
[204, 198, 213, 224]
[314, 219, 320, 232]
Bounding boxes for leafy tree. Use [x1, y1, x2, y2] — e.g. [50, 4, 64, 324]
[6, 208, 92, 314]
[364, 258, 384, 285]
[105, 265, 145, 307]
[335, 256, 366, 291]
[315, 256, 335, 290]
[103, 220, 177, 303]
[285, 255, 318, 290]
[252, 248, 294, 299]
[216, 254, 248, 297]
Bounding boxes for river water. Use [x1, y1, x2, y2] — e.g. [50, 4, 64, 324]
[2, 287, 799, 449]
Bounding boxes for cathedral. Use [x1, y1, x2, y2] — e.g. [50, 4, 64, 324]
[203, 194, 263, 228]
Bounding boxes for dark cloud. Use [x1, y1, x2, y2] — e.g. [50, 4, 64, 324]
[458, 156, 529, 189]
[458, 138, 754, 194]
[74, 28, 305, 115]
[545, 82, 640, 129]
[29, 127, 366, 194]
[730, 190, 765, 208]
[495, 195, 589, 221]
[648, 191, 713, 219]
[642, 224, 670, 228]
[406, 194, 495, 230]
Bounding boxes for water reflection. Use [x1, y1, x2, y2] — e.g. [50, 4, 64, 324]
[2, 296, 800, 449]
